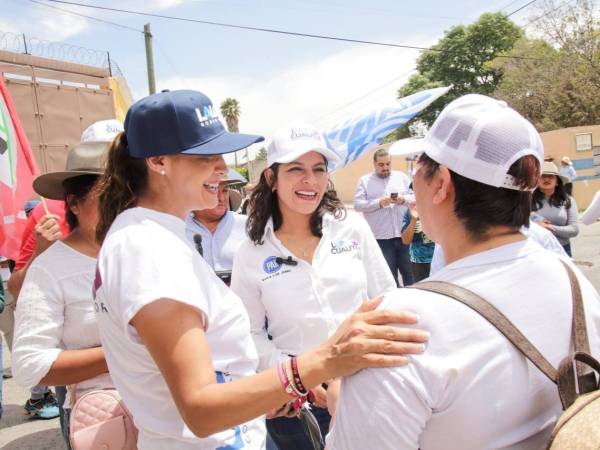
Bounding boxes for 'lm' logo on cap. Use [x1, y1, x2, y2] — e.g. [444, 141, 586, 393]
[195, 105, 219, 127]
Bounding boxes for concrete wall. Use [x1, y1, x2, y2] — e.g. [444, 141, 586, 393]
[331, 125, 600, 209]
[540, 124, 600, 210]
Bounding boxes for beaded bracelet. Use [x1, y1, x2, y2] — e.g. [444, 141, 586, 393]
[285, 359, 307, 397]
[277, 360, 297, 398]
[290, 356, 309, 396]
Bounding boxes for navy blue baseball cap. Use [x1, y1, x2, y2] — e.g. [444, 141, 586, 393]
[124, 89, 264, 158]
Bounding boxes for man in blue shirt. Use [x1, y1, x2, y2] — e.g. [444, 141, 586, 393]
[186, 180, 247, 285]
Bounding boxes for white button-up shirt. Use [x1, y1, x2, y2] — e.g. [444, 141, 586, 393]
[185, 211, 247, 271]
[231, 212, 396, 370]
[354, 171, 411, 240]
[559, 164, 577, 183]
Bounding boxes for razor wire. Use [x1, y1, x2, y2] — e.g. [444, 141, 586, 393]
[0, 30, 123, 76]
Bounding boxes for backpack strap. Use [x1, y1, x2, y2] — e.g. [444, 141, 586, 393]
[408, 280, 558, 383]
[410, 260, 598, 409]
[562, 261, 590, 358]
[557, 261, 598, 408]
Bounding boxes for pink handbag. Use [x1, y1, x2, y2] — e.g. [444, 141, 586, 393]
[69, 387, 138, 450]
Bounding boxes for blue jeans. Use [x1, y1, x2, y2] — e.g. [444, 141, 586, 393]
[56, 386, 71, 449]
[563, 242, 572, 257]
[267, 406, 329, 450]
[377, 238, 414, 287]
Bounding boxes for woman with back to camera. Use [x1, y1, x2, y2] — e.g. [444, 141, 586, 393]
[230, 122, 397, 449]
[326, 95, 600, 450]
[92, 90, 429, 450]
[532, 161, 579, 256]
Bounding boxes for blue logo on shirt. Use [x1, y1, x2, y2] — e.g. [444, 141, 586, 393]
[263, 256, 282, 274]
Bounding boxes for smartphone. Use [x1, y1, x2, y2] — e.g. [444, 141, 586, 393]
[390, 192, 398, 199]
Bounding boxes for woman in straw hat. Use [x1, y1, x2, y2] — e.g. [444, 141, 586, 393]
[92, 90, 427, 450]
[532, 161, 579, 256]
[559, 156, 577, 196]
[12, 140, 115, 447]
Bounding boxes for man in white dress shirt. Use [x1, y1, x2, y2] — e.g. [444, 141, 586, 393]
[559, 156, 577, 196]
[354, 148, 414, 286]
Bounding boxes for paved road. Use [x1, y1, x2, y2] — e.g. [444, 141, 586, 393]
[0, 221, 599, 449]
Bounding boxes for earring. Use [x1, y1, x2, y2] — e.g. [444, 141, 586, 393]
[160, 170, 166, 176]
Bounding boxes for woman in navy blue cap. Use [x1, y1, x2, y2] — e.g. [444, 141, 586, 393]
[92, 90, 428, 450]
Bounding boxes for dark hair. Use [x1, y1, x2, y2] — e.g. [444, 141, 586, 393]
[63, 174, 99, 231]
[418, 153, 540, 240]
[532, 176, 571, 210]
[373, 148, 389, 161]
[95, 132, 149, 243]
[246, 163, 346, 245]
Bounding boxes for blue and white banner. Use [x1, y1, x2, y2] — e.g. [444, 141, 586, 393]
[323, 86, 451, 169]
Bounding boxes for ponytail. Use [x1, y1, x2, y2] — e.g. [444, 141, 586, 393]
[95, 132, 148, 243]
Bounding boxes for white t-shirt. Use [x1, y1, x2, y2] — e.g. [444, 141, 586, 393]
[95, 207, 265, 450]
[430, 222, 568, 275]
[327, 239, 600, 450]
[581, 190, 600, 225]
[231, 212, 396, 370]
[12, 241, 113, 406]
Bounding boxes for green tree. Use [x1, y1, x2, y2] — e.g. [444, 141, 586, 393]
[492, 0, 600, 130]
[491, 37, 561, 130]
[395, 12, 522, 132]
[220, 98, 240, 133]
[255, 147, 267, 161]
[220, 97, 241, 166]
[236, 165, 249, 181]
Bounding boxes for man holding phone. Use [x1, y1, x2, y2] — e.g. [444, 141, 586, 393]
[354, 148, 414, 286]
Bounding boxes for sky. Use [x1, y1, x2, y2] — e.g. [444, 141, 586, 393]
[3, 0, 542, 157]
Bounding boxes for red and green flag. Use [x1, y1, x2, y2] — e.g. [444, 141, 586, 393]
[0, 76, 39, 259]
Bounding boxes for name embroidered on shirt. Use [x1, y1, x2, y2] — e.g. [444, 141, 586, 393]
[330, 239, 360, 255]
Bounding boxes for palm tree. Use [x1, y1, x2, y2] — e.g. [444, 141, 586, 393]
[220, 98, 241, 166]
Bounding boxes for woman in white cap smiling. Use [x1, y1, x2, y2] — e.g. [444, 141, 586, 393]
[532, 161, 579, 256]
[92, 91, 428, 450]
[12, 139, 116, 447]
[230, 122, 398, 450]
[325, 95, 600, 450]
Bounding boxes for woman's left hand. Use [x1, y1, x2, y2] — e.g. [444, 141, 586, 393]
[266, 401, 296, 418]
[310, 384, 328, 409]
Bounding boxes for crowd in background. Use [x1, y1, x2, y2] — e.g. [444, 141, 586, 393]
[0, 90, 599, 450]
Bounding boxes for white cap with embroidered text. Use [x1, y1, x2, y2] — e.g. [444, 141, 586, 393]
[81, 119, 124, 143]
[423, 94, 544, 190]
[267, 122, 341, 167]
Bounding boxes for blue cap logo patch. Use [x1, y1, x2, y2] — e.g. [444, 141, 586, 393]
[263, 256, 282, 274]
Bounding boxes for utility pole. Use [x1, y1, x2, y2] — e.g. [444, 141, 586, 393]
[144, 23, 156, 95]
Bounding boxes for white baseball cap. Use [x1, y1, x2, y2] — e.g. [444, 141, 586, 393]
[267, 122, 341, 167]
[423, 94, 544, 191]
[81, 119, 124, 143]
